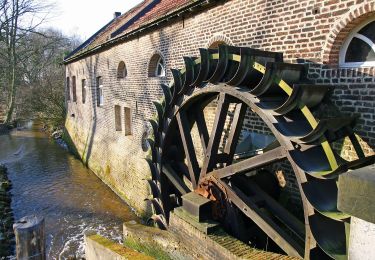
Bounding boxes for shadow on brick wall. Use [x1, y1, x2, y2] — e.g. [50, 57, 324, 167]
[296, 58, 374, 159]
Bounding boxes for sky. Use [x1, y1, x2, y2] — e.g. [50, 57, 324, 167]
[43, 0, 144, 41]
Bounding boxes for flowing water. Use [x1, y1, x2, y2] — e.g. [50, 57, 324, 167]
[0, 122, 138, 259]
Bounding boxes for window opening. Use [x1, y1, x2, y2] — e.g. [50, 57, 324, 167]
[124, 107, 132, 136]
[115, 105, 122, 131]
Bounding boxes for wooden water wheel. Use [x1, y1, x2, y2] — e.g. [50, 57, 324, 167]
[145, 45, 375, 259]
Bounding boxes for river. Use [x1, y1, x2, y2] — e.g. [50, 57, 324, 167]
[0, 122, 138, 258]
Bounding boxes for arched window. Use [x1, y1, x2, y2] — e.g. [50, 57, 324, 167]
[209, 41, 227, 49]
[117, 61, 127, 78]
[340, 20, 375, 67]
[148, 53, 165, 77]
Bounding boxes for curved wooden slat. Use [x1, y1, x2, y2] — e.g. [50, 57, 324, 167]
[145, 197, 165, 216]
[145, 158, 160, 182]
[289, 146, 346, 178]
[302, 178, 349, 221]
[181, 56, 195, 93]
[226, 47, 284, 87]
[153, 101, 164, 124]
[171, 69, 182, 103]
[192, 48, 214, 86]
[274, 117, 356, 144]
[146, 179, 161, 199]
[250, 62, 307, 96]
[160, 83, 172, 106]
[208, 45, 231, 83]
[149, 214, 167, 230]
[309, 212, 348, 260]
[226, 47, 253, 86]
[149, 119, 160, 146]
[147, 138, 160, 164]
[274, 84, 331, 115]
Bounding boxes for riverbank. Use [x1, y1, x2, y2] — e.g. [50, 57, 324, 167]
[0, 122, 15, 135]
[0, 124, 139, 257]
[0, 164, 14, 257]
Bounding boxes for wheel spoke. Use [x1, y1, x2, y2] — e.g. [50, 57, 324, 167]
[223, 102, 247, 165]
[195, 109, 209, 154]
[200, 93, 230, 179]
[209, 177, 304, 258]
[176, 111, 200, 188]
[233, 175, 305, 241]
[162, 164, 190, 195]
[208, 146, 287, 179]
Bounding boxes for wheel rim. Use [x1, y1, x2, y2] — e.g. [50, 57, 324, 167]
[145, 45, 375, 259]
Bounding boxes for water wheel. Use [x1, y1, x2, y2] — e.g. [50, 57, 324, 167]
[145, 45, 375, 259]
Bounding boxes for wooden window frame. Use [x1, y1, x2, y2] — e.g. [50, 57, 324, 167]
[340, 18, 375, 68]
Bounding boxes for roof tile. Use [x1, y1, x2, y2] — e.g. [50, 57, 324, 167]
[68, 0, 192, 59]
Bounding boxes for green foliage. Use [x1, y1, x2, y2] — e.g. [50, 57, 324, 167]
[123, 237, 172, 260]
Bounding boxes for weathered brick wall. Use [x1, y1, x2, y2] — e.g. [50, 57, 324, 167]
[65, 0, 375, 215]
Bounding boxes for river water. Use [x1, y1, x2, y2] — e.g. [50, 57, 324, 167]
[0, 122, 138, 258]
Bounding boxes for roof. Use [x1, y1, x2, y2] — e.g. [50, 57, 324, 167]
[64, 0, 213, 63]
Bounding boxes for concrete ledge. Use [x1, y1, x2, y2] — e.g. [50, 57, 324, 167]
[85, 233, 153, 260]
[123, 220, 193, 260]
[169, 211, 296, 260]
[338, 164, 375, 224]
[123, 214, 297, 259]
[173, 207, 220, 234]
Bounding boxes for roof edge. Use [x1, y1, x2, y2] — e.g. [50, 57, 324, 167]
[63, 0, 224, 64]
[64, 18, 117, 60]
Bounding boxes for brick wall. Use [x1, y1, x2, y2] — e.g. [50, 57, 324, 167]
[65, 0, 375, 215]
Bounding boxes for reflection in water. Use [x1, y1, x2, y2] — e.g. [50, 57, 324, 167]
[0, 123, 138, 258]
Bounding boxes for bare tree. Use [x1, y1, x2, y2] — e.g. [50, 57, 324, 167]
[18, 28, 80, 129]
[0, 0, 52, 123]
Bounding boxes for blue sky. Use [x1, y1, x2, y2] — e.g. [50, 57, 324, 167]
[45, 0, 143, 40]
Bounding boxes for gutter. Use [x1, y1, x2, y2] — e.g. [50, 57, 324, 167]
[63, 0, 224, 65]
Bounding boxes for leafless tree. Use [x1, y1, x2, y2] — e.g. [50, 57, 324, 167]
[0, 0, 53, 123]
[18, 28, 80, 129]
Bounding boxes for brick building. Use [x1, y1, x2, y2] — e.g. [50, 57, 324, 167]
[63, 0, 374, 224]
